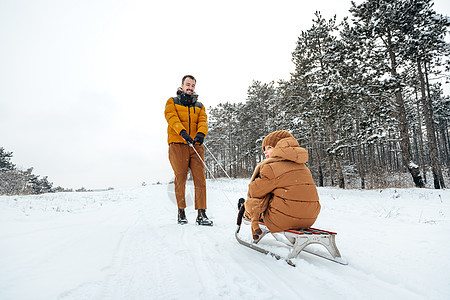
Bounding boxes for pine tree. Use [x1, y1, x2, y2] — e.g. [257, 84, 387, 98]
[0, 148, 55, 195]
[350, 0, 427, 187]
[290, 12, 347, 188]
[0, 147, 15, 172]
[30, 175, 53, 194]
[405, 0, 449, 188]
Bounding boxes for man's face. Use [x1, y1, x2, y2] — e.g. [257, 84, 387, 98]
[181, 78, 196, 95]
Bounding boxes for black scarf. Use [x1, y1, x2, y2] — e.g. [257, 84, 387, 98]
[179, 93, 198, 106]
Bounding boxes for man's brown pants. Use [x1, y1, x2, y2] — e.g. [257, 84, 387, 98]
[169, 143, 206, 210]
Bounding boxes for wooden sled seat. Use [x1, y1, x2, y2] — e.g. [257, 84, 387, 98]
[243, 217, 346, 265]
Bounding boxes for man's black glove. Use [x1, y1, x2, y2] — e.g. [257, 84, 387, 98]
[180, 129, 194, 145]
[193, 132, 205, 145]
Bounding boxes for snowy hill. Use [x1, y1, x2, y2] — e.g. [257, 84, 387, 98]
[1, 180, 449, 300]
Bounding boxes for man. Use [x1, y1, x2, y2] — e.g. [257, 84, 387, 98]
[164, 75, 213, 226]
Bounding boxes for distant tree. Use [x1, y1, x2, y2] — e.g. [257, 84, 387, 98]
[0, 147, 16, 172]
[0, 168, 34, 195]
[1, 148, 57, 195]
[242, 81, 277, 167]
[29, 175, 53, 194]
[53, 186, 73, 193]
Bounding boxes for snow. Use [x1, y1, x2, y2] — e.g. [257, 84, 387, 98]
[1, 180, 449, 300]
[409, 161, 419, 169]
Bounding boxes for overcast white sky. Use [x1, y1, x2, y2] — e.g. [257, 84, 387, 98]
[1, 0, 449, 189]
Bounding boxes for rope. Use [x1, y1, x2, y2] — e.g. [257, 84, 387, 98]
[204, 143, 233, 181]
[190, 144, 238, 212]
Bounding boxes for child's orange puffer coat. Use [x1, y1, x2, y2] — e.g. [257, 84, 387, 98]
[245, 134, 321, 236]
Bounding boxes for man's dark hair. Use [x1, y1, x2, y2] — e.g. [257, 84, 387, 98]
[182, 75, 196, 84]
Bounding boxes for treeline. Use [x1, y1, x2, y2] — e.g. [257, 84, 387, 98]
[0, 147, 111, 195]
[0, 147, 93, 195]
[0, 147, 55, 195]
[205, 0, 450, 189]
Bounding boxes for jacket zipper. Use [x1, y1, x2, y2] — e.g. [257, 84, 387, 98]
[188, 105, 191, 135]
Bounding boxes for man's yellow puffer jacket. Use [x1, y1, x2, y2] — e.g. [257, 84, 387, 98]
[164, 96, 208, 144]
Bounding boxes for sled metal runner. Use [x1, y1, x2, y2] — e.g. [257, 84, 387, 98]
[235, 207, 347, 266]
[235, 224, 296, 266]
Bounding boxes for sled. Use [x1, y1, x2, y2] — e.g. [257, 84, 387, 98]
[235, 206, 348, 266]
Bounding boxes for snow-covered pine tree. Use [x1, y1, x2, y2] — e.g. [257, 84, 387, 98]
[207, 102, 237, 178]
[0, 147, 15, 172]
[339, 19, 371, 189]
[290, 12, 347, 188]
[404, 0, 449, 188]
[242, 81, 277, 169]
[277, 79, 327, 186]
[431, 88, 450, 170]
[29, 175, 53, 194]
[350, 0, 427, 187]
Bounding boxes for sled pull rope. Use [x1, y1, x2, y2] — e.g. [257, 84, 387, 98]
[190, 144, 216, 181]
[205, 143, 248, 209]
[190, 144, 237, 212]
[204, 143, 233, 181]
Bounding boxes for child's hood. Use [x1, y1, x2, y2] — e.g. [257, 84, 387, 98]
[270, 136, 308, 164]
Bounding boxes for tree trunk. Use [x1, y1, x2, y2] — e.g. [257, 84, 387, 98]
[423, 61, 446, 188]
[310, 125, 324, 187]
[396, 90, 424, 187]
[439, 120, 450, 169]
[385, 35, 424, 187]
[328, 124, 345, 188]
[415, 90, 427, 184]
[327, 153, 335, 186]
[418, 59, 445, 188]
[355, 108, 365, 189]
[368, 143, 376, 188]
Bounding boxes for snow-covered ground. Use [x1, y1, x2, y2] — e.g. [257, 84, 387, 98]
[1, 179, 449, 300]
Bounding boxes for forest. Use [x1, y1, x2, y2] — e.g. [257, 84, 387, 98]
[205, 0, 450, 189]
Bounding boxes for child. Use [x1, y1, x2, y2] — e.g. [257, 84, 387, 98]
[244, 130, 321, 240]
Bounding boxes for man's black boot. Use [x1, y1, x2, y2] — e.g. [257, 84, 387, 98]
[196, 209, 213, 226]
[178, 208, 188, 225]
